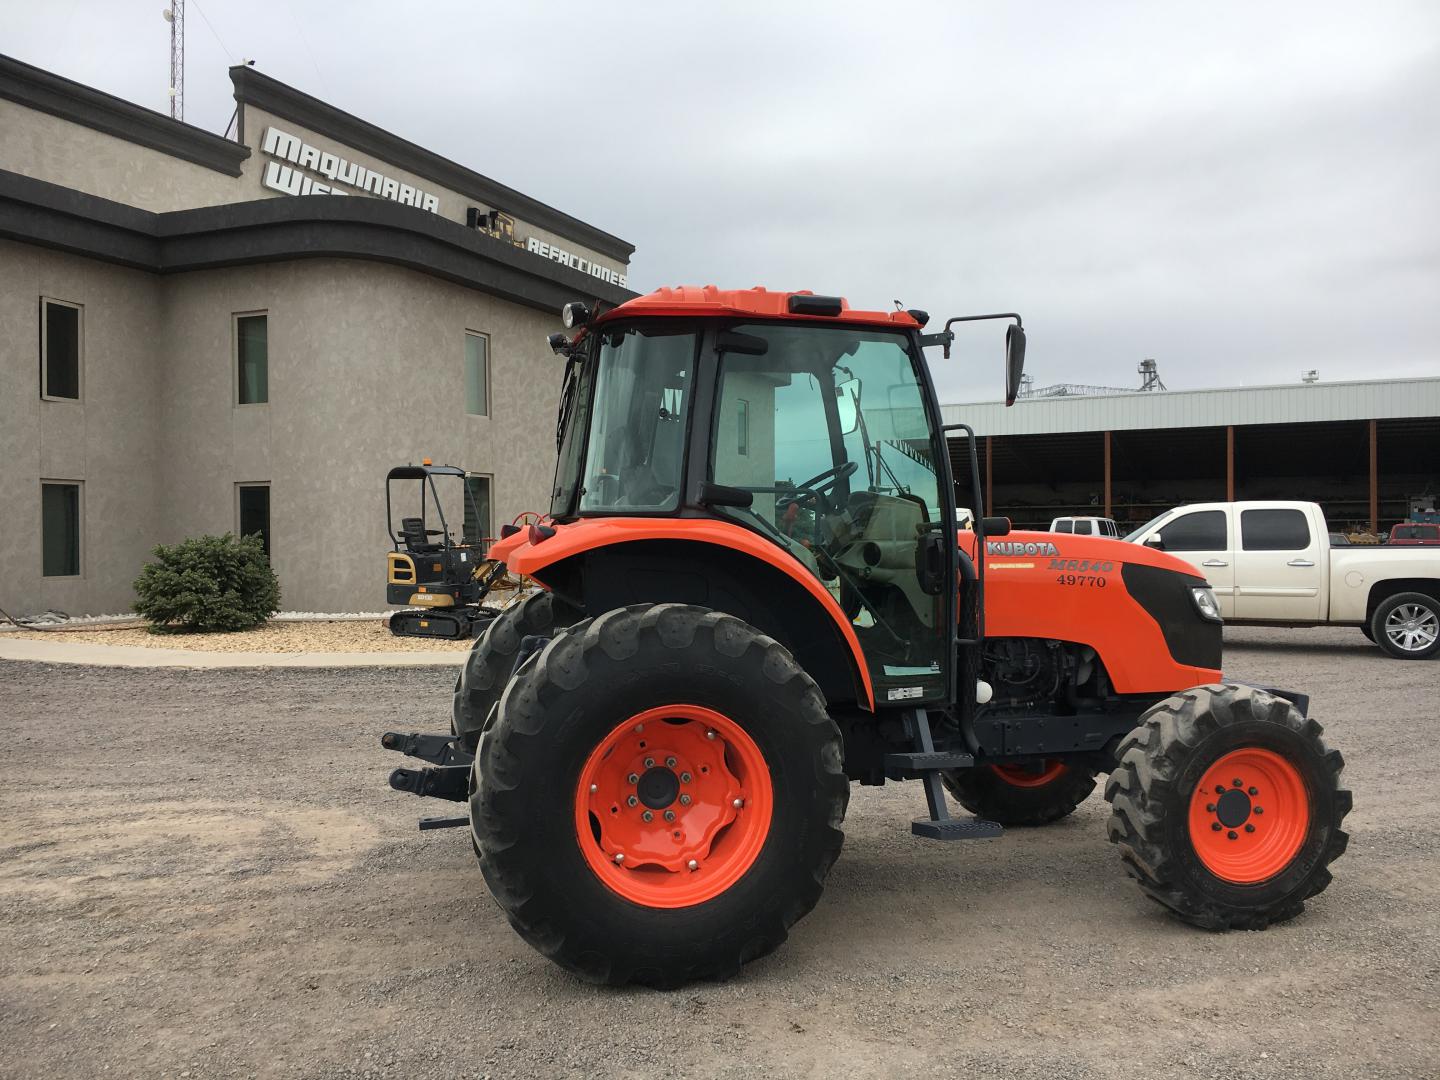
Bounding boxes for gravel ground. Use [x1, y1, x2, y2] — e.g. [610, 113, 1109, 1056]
[1, 625, 1436, 1080]
[0, 619, 471, 653]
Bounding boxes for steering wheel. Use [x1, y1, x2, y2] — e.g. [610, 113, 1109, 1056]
[777, 461, 858, 514]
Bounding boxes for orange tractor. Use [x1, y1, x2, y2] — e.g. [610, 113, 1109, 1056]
[382, 287, 1350, 987]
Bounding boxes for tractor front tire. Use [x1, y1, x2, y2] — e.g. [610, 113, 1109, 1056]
[452, 591, 579, 747]
[942, 761, 1097, 826]
[1105, 684, 1350, 930]
[471, 603, 848, 987]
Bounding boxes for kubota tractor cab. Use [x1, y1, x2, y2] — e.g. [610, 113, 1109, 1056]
[381, 287, 1350, 987]
[384, 461, 504, 639]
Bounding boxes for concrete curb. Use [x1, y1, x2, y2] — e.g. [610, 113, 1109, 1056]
[0, 637, 466, 668]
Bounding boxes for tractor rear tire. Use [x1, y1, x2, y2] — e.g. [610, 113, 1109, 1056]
[942, 761, 1097, 826]
[1104, 683, 1350, 930]
[470, 603, 848, 987]
[452, 591, 579, 748]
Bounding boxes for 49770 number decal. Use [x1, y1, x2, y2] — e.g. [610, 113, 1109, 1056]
[1056, 574, 1108, 587]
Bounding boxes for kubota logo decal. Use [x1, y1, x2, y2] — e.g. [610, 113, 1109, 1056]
[987, 540, 1059, 557]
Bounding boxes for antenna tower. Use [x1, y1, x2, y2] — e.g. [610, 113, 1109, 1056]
[164, 0, 185, 121]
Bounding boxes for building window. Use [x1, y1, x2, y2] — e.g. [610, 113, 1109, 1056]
[464, 474, 493, 545]
[236, 313, 269, 404]
[40, 298, 82, 401]
[41, 482, 81, 577]
[737, 398, 749, 456]
[237, 484, 271, 557]
[465, 332, 489, 416]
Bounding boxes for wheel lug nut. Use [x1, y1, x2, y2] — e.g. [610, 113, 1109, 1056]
[680, 772, 692, 783]
[1227, 830, 1238, 840]
[1245, 824, 1256, 833]
[627, 795, 638, 807]
[1254, 806, 1264, 814]
[589, 783, 598, 793]
[644, 757, 655, 768]
[664, 810, 676, 822]
[1206, 803, 1216, 812]
[665, 756, 677, 768]
[687, 859, 698, 871]
[633, 724, 644, 733]
[614, 853, 625, 864]
[707, 730, 717, 740]
[733, 798, 744, 809]
[627, 773, 639, 785]
[679, 794, 691, 806]
[1211, 823, 1222, 832]
[1248, 787, 1259, 796]
[642, 811, 653, 822]
[1232, 779, 1242, 787]
[1214, 785, 1225, 795]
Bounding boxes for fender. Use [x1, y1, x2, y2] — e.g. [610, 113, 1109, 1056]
[490, 518, 875, 710]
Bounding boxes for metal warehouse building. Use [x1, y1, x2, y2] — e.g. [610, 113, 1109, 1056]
[942, 377, 1440, 534]
[0, 54, 634, 616]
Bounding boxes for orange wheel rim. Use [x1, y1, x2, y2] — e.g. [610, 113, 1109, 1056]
[1189, 747, 1310, 884]
[992, 760, 1067, 788]
[574, 704, 773, 909]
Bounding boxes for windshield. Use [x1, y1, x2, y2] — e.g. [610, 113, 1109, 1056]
[1123, 511, 1174, 542]
[574, 324, 699, 513]
[710, 322, 948, 702]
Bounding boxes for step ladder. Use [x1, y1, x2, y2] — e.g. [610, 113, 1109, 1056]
[884, 709, 1003, 841]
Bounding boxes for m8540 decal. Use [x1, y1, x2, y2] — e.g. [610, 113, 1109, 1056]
[1049, 558, 1115, 573]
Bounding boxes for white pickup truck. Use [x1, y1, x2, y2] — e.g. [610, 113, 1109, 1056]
[1125, 500, 1440, 660]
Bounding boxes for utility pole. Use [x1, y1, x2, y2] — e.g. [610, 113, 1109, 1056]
[164, 0, 185, 121]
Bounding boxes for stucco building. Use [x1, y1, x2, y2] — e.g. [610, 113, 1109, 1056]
[0, 54, 634, 615]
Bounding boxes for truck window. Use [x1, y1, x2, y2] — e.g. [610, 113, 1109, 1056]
[1075, 521, 1093, 535]
[1054, 520, 1073, 533]
[1158, 510, 1227, 551]
[1241, 509, 1311, 551]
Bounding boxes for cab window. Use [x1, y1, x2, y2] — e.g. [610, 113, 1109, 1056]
[710, 322, 948, 703]
[577, 325, 698, 513]
[1241, 509, 1311, 551]
[1158, 510, 1228, 551]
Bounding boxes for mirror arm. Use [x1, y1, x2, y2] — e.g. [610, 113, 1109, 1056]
[939, 313, 1024, 359]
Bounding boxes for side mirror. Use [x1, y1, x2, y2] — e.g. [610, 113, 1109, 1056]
[1004, 325, 1027, 407]
[1143, 535, 1164, 550]
[981, 516, 1011, 536]
[835, 377, 860, 434]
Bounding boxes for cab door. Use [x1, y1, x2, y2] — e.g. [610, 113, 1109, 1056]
[1142, 507, 1236, 618]
[1233, 506, 1324, 621]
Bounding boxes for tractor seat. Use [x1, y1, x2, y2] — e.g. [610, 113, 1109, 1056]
[399, 517, 442, 553]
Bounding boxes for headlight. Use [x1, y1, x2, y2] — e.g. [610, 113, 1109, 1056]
[1190, 585, 1222, 623]
[561, 301, 591, 329]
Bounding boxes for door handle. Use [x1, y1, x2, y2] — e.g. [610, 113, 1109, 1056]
[1201, 559, 1228, 568]
[1287, 559, 1316, 568]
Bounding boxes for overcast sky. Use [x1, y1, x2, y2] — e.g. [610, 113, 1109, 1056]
[7, 1, 1438, 401]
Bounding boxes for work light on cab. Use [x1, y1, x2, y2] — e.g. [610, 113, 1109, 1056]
[561, 301, 591, 329]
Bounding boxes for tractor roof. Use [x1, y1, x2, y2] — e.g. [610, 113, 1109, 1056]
[387, 464, 467, 481]
[593, 286, 923, 330]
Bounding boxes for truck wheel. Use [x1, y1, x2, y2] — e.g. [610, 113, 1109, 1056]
[1370, 592, 1440, 659]
[1104, 684, 1350, 930]
[452, 591, 579, 748]
[942, 761, 1096, 826]
[471, 603, 848, 987]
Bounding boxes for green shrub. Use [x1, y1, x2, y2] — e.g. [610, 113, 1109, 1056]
[133, 533, 280, 632]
